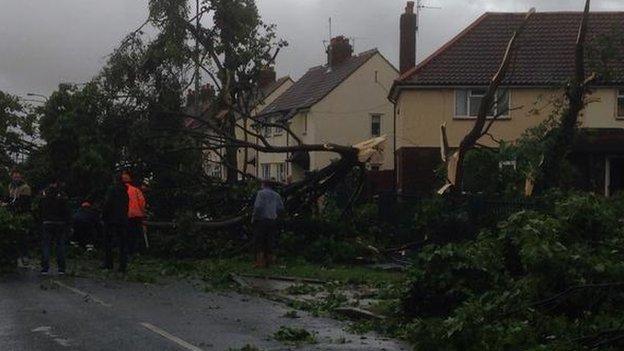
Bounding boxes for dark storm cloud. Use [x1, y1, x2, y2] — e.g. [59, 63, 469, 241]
[0, 0, 622, 97]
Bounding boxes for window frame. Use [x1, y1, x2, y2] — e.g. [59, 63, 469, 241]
[454, 88, 511, 120]
[371, 114, 382, 137]
[276, 163, 286, 182]
[261, 163, 271, 180]
[617, 89, 624, 119]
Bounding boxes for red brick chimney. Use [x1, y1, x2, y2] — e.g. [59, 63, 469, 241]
[258, 67, 277, 88]
[327, 36, 354, 67]
[400, 1, 417, 74]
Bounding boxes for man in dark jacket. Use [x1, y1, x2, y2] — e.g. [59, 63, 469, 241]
[102, 173, 130, 272]
[39, 179, 71, 275]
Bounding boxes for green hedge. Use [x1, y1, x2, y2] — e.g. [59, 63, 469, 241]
[0, 209, 33, 273]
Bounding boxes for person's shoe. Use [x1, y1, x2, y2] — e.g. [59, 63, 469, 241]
[40, 269, 49, 276]
[17, 258, 24, 268]
[58, 270, 66, 276]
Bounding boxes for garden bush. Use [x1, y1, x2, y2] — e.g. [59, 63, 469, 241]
[401, 193, 624, 350]
[0, 208, 33, 273]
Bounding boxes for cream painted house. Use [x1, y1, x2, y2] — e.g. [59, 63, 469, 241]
[201, 73, 294, 179]
[256, 36, 398, 182]
[389, 11, 624, 195]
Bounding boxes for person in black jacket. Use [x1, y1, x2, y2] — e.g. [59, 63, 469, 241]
[39, 179, 71, 275]
[102, 173, 130, 272]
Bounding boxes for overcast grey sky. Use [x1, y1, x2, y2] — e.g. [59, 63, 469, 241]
[0, 0, 622, 97]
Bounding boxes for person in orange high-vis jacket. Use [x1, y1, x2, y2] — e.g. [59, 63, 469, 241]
[121, 171, 146, 257]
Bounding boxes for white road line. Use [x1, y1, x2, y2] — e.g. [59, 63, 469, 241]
[140, 322, 204, 351]
[52, 280, 112, 308]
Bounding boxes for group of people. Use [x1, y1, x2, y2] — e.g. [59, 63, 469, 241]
[4, 165, 287, 273]
[4, 169, 147, 275]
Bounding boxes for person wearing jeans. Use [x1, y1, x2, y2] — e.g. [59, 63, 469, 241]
[41, 222, 67, 275]
[39, 179, 70, 275]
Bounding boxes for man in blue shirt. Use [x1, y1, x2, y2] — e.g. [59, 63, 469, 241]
[252, 180, 284, 268]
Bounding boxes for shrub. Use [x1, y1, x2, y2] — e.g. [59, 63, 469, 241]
[0, 209, 32, 273]
[401, 193, 624, 350]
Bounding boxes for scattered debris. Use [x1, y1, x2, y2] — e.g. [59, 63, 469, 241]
[334, 307, 386, 321]
[273, 326, 317, 345]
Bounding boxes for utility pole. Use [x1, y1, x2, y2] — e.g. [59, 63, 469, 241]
[194, 0, 201, 112]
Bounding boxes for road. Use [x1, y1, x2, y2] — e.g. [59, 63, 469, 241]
[0, 269, 408, 351]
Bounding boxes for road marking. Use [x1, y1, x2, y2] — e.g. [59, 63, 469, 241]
[52, 280, 112, 308]
[32, 326, 72, 347]
[140, 322, 204, 351]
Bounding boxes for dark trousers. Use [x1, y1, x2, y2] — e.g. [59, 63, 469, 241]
[127, 218, 143, 256]
[103, 223, 128, 272]
[254, 219, 277, 257]
[73, 221, 101, 248]
[41, 222, 67, 271]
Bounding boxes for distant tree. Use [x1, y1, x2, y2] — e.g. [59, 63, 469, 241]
[0, 90, 37, 172]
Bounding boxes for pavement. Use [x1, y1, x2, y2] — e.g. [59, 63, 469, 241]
[0, 269, 409, 351]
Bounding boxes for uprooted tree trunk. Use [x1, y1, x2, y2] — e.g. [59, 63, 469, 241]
[539, 0, 594, 190]
[442, 8, 535, 193]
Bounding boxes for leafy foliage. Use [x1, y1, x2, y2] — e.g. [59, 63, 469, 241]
[401, 193, 624, 350]
[0, 209, 33, 273]
[273, 326, 317, 345]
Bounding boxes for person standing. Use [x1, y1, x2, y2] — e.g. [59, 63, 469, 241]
[5, 169, 33, 266]
[251, 180, 284, 268]
[39, 179, 71, 275]
[121, 171, 146, 257]
[72, 200, 101, 251]
[102, 173, 130, 273]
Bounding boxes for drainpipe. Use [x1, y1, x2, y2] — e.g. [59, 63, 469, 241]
[393, 101, 398, 194]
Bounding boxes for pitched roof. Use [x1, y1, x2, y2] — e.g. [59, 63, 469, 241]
[397, 12, 624, 87]
[260, 49, 379, 116]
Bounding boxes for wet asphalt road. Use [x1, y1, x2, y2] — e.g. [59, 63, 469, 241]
[0, 269, 408, 351]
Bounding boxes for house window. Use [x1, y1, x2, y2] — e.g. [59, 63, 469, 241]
[261, 163, 271, 180]
[276, 163, 286, 182]
[273, 121, 283, 137]
[455, 89, 510, 118]
[371, 114, 382, 137]
[262, 122, 272, 138]
[618, 89, 624, 118]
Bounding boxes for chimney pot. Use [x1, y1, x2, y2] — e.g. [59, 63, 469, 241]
[406, 1, 415, 13]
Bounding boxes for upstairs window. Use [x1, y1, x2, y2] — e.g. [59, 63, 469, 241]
[455, 89, 509, 118]
[371, 114, 382, 137]
[618, 89, 624, 118]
